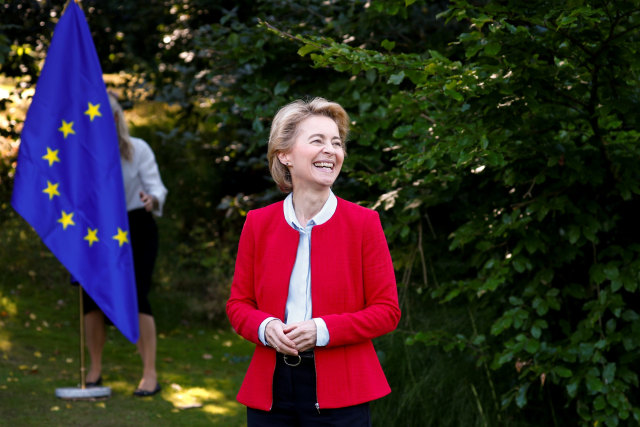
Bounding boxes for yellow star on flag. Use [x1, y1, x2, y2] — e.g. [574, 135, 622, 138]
[42, 147, 61, 166]
[113, 227, 129, 247]
[84, 228, 99, 247]
[58, 210, 75, 230]
[84, 102, 102, 121]
[42, 181, 60, 200]
[58, 120, 75, 138]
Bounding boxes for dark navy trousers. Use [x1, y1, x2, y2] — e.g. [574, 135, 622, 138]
[247, 352, 372, 427]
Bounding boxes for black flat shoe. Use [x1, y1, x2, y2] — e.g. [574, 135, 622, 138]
[85, 376, 102, 387]
[133, 383, 161, 397]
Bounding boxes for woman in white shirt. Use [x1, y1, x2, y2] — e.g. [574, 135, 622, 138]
[82, 93, 167, 397]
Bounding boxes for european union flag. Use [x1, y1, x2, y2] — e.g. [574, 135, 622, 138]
[11, 2, 139, 343]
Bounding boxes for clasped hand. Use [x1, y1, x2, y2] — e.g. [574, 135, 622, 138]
[265, 319, 316, 355]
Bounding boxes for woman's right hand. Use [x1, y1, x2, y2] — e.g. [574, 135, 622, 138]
[265, 319, 298, 355]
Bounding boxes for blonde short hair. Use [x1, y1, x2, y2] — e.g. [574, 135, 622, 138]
[267, 97, 350, 193]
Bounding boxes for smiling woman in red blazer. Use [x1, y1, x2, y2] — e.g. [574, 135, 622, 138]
[226, 98, 401, 426]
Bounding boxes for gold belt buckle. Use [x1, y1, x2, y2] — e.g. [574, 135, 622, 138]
[283, 354, 302, 367]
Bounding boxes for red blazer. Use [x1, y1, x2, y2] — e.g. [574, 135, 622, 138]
[226, 197, 401, 410]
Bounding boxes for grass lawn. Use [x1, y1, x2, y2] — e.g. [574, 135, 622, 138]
[0, 212, 254, 426]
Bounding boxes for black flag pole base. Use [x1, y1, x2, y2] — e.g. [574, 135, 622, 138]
[55, 385, 111, 400]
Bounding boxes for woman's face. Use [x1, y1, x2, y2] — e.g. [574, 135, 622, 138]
[279, 115, 344, 193]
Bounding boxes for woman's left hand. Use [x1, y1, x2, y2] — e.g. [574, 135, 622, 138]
[139, 191, 156, 212]
[283, 320, 317, 352]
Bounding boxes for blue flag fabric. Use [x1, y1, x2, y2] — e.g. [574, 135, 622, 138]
[11, 2, 139, 343]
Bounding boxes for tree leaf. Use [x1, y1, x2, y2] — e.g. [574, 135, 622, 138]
[387, 71, 405, 85]
[273, 81, 289, 95]
[381, 39, 396, 51]
[554, 366, 572, 378]
[297, 44, 318, 57]
[484, 41, 501, 56]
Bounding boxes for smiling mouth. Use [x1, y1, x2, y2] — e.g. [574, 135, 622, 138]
[314, 161, 334, 170]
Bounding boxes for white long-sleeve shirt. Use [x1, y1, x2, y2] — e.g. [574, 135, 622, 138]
[121, 137, 167, 216]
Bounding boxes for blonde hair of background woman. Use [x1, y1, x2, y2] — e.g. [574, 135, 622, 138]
[108, 92, 133, 162]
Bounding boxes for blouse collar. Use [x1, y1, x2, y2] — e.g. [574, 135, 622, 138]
[283, 190, 337, 229]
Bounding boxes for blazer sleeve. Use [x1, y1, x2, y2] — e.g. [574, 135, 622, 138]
[226, 211, 273, 345]
[321, 210, 401, 347]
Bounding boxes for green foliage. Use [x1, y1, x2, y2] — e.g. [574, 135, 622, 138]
[280, 0, 640, 425]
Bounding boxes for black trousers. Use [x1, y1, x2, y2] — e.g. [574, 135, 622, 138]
[247, 353, 372, 427]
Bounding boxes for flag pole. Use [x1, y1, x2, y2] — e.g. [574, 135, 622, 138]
[79, 285, 86, 389]
[62, 0, 81, 14]
[54, 285, 111, 400]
